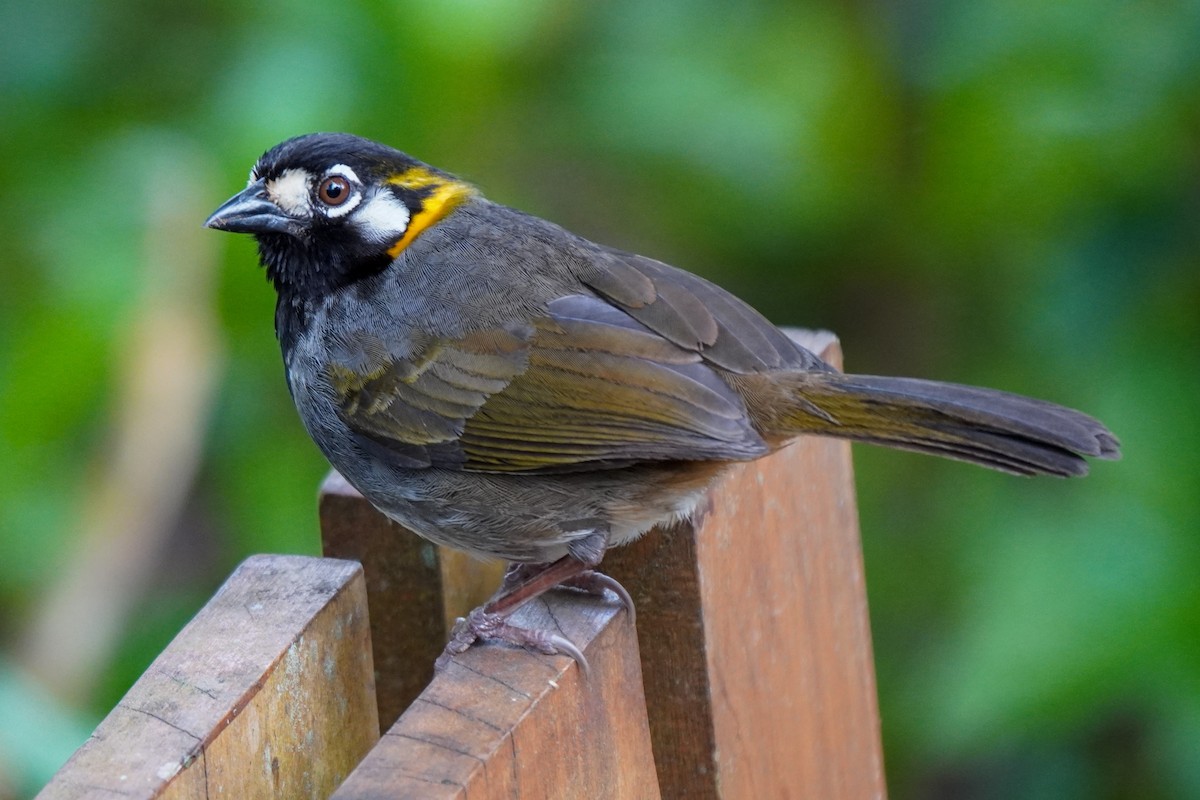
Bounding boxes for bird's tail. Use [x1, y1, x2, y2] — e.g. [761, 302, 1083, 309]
[762, 372, 1121, 476]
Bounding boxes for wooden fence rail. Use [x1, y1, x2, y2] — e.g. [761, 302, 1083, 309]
[39, 332, 886, 799]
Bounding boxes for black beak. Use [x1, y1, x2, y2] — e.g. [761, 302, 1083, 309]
[204, 179, 298, 235]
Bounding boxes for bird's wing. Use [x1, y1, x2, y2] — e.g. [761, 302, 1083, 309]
[578, 247, 832, 374]
[326, 293, 769, 472]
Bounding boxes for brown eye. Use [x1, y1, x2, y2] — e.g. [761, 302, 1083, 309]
[318, 175, 352, 206]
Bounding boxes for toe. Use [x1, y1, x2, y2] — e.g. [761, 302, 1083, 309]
[563, 571, 636, 625]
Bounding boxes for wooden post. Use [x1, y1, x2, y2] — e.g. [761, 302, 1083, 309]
[603, 334, 886, 798]
[38, 556, 379, 800]
[319, 473, 505, 732]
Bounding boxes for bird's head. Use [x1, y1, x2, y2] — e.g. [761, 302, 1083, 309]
[205, 132, 475, 300]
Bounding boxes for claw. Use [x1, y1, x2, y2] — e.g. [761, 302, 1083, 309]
[543, 633, 590, 678]
[561, 571, 636, 625]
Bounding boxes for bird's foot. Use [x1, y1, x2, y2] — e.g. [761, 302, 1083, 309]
[435, 550, 633, 676]
[435, 606, 588, 674]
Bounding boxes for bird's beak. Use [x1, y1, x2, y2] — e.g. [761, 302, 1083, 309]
[204, 179, 297, 235]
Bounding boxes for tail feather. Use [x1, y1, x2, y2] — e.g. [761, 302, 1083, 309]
[776, 373, 1121, 477]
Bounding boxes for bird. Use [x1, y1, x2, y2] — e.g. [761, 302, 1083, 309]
[205, 132, 1120, 671]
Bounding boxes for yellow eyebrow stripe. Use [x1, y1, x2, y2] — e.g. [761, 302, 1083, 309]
[386, 168, 476, 259]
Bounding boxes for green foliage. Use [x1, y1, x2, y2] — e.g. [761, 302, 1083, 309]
[1, 0, 1197, 796]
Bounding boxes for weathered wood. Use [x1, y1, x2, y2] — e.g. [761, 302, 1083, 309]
[331, 593, 660, 799]
[434, 548, 506, 636]
[319, 472, 506, 733]
[604, 331, 887, 798]
[39, 556, 378, 800]
[320, 473, 444, 733]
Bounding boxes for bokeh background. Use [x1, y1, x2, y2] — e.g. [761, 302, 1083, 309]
[2, 0, 1198, 797]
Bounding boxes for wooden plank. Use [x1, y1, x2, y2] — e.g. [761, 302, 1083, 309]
[319, 473, 445, 733]
[331, 593, 660, 799]
[603, 330, 888, 798]
[319, 473, 506, 733]
[39, 555, 379, 800]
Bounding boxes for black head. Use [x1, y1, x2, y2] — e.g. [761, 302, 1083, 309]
[206, 132, 475, 308]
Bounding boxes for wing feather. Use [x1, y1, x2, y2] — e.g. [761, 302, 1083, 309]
[328, 294, 767, 473]
[587, 249, 832, 374]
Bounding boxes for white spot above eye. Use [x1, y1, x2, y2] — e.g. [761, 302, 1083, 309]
[266, 168, 314, 217]
[327, 164, 360, 184]
[351, 188, 411, 244]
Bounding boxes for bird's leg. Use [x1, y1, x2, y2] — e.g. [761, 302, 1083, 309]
[498, 561, 546, 592]
[436, 529, 634, 674]
[485, 554, 595, 616]
[499, 560, 635, 621]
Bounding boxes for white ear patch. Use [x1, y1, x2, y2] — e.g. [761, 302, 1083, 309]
[352, 189, 411, 244]
[266, 168, 314, 217]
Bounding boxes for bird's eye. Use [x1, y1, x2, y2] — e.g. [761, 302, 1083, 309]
[318, 175, 352, 206]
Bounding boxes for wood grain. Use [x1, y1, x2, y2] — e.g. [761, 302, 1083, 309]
[38, 555, 378, 800]
[320, 473, 445, 733]
[604, 330, 888, 799]
[319, 472, 507, 733]
[331, 592, 660, 799]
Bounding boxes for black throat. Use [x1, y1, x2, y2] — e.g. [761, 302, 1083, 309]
[258, 230, 393, 355]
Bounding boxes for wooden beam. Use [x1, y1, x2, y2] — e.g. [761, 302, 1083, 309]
[330, 593, 660, 799]
[38, 556, 379, 800]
